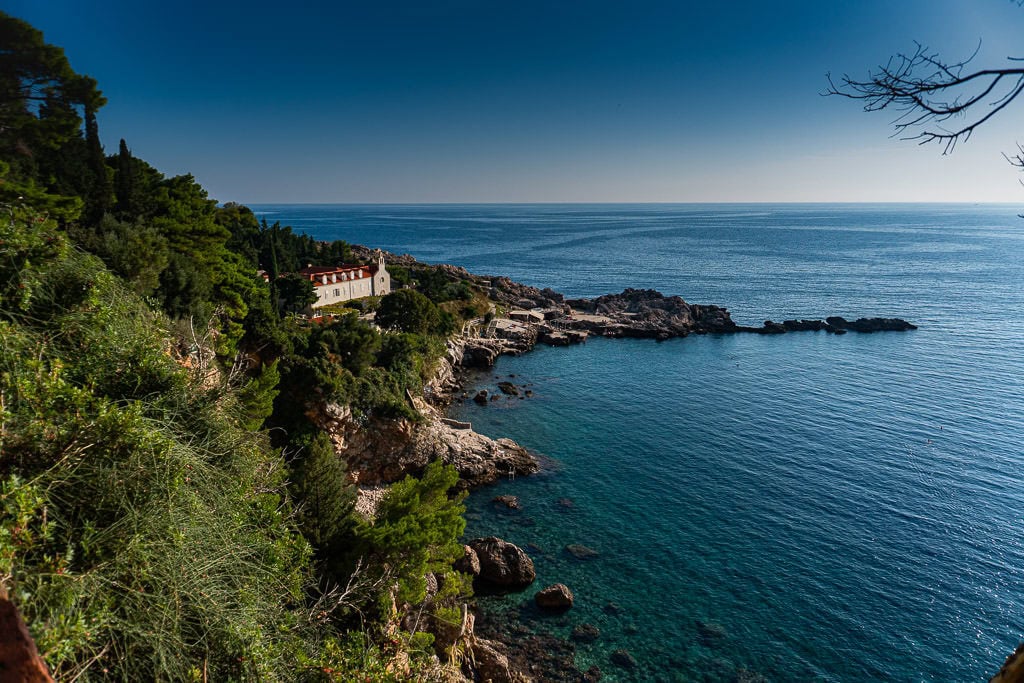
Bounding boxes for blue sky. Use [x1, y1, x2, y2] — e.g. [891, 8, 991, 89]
[8, 0, 1024, 203]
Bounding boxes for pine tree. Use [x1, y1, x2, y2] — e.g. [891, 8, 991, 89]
[291, 432, 354, 549]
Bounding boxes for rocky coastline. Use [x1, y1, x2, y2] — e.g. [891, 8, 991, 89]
[341, 248, 918, 681]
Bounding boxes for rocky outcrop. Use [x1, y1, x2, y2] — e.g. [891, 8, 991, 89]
[463, 338, 505, 368]
[424, 338, 465, 400]
[454, 545, 481, 576]
[991, 643, 1024, 683]
[535, 584, 574, 611]
[565, 288, 737, 338]
[745, 316, 918, 335]
[561, 289, 917, 340]
[468, 537, 536, 589]
[486, 276, 566, 310]
[825, 316, 918, 333]
[308, 401, 538, 489]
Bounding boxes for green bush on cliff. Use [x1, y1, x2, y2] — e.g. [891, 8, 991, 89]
[0, 205, 327, 680]
[356, 461, 467, 606]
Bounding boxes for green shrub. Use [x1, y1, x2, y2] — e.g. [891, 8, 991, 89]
[356, 462, 467, 606]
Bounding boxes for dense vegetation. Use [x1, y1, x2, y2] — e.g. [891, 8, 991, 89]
[0, 13, 487, 680]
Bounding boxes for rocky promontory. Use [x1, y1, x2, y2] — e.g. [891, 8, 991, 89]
[307, 398, 538, 494]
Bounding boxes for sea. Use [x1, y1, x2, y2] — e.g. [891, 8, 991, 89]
[250, 204, 1024, 682]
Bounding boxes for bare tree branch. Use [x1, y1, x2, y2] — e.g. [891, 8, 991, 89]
[826, 42, 1024, 154]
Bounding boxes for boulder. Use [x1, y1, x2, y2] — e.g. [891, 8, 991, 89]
[453, 544, 481, 576]
[535, 583, 574, 611]
[473, 390, 489, 405]
[468, 537, 536, 589]
[470, 638, 519, 683]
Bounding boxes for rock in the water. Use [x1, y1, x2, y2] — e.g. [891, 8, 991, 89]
[490, 393, 501, 401]
[696, 619, 728, 647]
[473, 390, 489, 405]
[603, 602, 623, 615]
[572, 623, 601, 642]
[583, 665, 603, 682]
[610, 649, 637, 669]
[736, 668, 770, 683]
[557, 497, 574, 510]
[535, 583, 574, 611]
[492, 494, 521, 510]
[469, 537, 536, 589]
[825, 315, 917, 333]
[497, 381, 520, 395]
[454, 544, 481, 576]
[565, 543, 599, 559]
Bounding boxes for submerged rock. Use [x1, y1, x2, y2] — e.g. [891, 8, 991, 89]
[572, 623, 601, 642]
[610, 649, 637, 669]
[492, 494, 522, 510]
[696, 619, 728, 648]
[602, 602, 623, 615]
[565, 543, 600, 559]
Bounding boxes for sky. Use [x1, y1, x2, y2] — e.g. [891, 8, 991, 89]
[7, 0, 1024, 203]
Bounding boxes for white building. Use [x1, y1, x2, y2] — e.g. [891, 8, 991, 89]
[294, 250, 391, 312]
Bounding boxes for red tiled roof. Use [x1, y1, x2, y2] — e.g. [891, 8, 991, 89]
[293, 264, 374, 287]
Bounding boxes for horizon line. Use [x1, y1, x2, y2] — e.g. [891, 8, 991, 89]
[239, 200, 1024, 207]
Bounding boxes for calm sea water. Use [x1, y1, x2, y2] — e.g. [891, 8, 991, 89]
[252, 204, 1024, 681]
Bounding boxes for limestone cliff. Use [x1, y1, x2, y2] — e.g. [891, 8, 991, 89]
[307, 399, 537, 490]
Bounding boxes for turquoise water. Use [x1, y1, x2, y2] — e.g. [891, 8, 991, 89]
[252, 204, 1024, 681]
